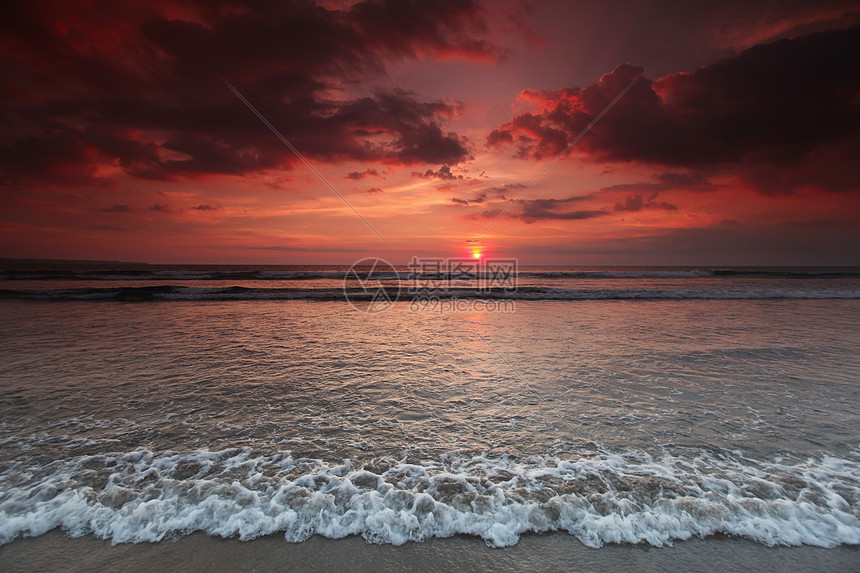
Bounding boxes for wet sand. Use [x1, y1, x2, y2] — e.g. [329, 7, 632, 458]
[1, 531, 857, 572]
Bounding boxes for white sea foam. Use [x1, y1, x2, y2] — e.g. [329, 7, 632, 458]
[1, 448, 858, 548]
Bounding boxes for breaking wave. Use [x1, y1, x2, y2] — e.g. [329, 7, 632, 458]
[1, 447, 858, 548]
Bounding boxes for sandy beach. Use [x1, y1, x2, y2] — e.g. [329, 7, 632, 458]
[2, 530, 858, 573]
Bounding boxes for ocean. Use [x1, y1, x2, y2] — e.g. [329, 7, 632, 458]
[1, 262, 859, 561]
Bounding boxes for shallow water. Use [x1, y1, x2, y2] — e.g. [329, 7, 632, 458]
[1, 270, 859, 548]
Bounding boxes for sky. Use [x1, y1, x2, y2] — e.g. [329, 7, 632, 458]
[1, 0, 859, 265]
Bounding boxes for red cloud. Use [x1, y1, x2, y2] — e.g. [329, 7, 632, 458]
[0, 0, 495, 187]
[489, 26, 860, 193]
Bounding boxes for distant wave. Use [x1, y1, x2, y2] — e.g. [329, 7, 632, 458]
[2, 285, 859, 301]
[3, 268, 859, 282]
[525, 269, 860, 279]
[0, 269, 350, 282]
[0, 446, 857, 548]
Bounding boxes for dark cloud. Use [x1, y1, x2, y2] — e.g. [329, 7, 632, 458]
[478, 208, 503, 220]
[192, 204, 221, 211]
[482, 182, 526, 201]
[102, 204, 133, 213]
[0, 129, 106, 187]
[522, 208, 608, 222]
[469, 181, 679, 222]
[614, 192, 677, 212]
[149, 203, 170, 212]
[346, 168, 381, 180]
[519, 195, 599, 221]
[736, 138, 860, 194]
[365, 187, 384, 194]
[470, 191, 615, 222]
[0, 0, 492, 186]
[489, 26, 860, 193]
[413, 165, 463, 180]
[347, 0, 499, 64]
[654, 172, 715, 190]
[451, 192, 486, 206]
[601, 172, 717, 194]
[473, 193, 606, 222]
[475, 202, 607, 223]
[614, 195, 646, 212]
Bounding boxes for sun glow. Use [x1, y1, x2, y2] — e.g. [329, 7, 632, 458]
[472, 250, 482, 259]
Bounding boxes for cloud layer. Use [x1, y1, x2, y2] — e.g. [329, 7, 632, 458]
[489, 26, 860, 194]
[1, 1, 857, 264]
[1, 0, 495, 186]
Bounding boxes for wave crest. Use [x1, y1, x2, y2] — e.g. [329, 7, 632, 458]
[2, 448, 858, 548]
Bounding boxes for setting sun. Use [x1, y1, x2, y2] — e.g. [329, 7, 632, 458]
[472, 251, 482, 259]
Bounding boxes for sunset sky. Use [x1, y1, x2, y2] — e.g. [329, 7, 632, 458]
[1, 0, 859, 265]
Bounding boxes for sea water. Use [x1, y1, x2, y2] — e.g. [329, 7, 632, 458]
[0, 265, 858, 548]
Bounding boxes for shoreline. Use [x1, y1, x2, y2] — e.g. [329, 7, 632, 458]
[1, 530, 857, 573]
